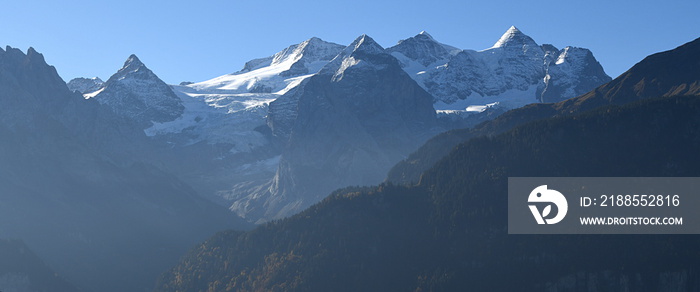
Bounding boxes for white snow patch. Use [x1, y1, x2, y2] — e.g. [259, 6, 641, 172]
[466, 102, 500, 112]
[556, 48, 569, 65]
[145, 86, 270, 151]
[83, 87, 104, 99]
[433, 86, 539, 112]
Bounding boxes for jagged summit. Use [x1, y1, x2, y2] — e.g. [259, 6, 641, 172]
[84, 54, 152, 90]
[239, 37, 344, 75]
[418, 31, 434, 39]
[0, 46, 72, 106]
[491, 25, 539, 49]
[271, 37, 341, 66]
[100, 54, 157, 86]
[2, 46, 51, 68]
[387, 31, 457, 67]
[1, 46, 25, 60]
[189, 37, 344, 98]
[348, 34, 385, 55]
[27, 47, 43, 60]
[124, 54, 143, 67]
[318, 34, 392, 82]
[88, 54, 184, 127]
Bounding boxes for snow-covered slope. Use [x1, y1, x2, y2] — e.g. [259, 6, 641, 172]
[388, 26, 611, 113]
[147, 37, 345, 149]
[188, 37, 344, 95]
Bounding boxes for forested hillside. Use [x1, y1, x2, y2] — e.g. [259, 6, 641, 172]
[156, 94, 700, 292]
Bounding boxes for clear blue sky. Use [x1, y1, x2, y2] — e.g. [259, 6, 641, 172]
[2, 0, 698, 84]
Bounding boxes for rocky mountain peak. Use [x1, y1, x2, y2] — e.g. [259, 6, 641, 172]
[418, 30, 434, 39]
[387, 31, 454, 67]
[237, 37, 344, 77]
[318, 34, 392, 82]
[348, 34, 385, 55]
[123, 54, 144, 69]
[88, 54, 184, 128]
[491, 25, 539, 49]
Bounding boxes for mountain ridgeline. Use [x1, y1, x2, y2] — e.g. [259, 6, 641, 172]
[388, 27, 611, 106]
[156, 38, 700, 291]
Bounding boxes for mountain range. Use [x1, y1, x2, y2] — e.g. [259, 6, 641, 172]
[389, 27, 610, 109]
[155, 36, 700, 292]
[71, 26, 610, 223]
[0, 26, 623, 292]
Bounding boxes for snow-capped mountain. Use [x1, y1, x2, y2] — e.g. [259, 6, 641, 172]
[385, 31, 459, 73]
[143, 37, 345, 150]
[239, 36, 347, 78]
[540, 46, 613, 103]
[66, 76, 103, 93]
[187, 37, 344, 95]
[232, 35, 440, 221]
[86, 54, 184, 128]
[388, 26, 611, 112]
[386, 31, 461, 66]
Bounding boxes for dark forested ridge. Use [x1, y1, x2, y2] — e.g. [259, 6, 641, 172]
[156, 94, 700, 292]
[387, 36, 700, 185]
